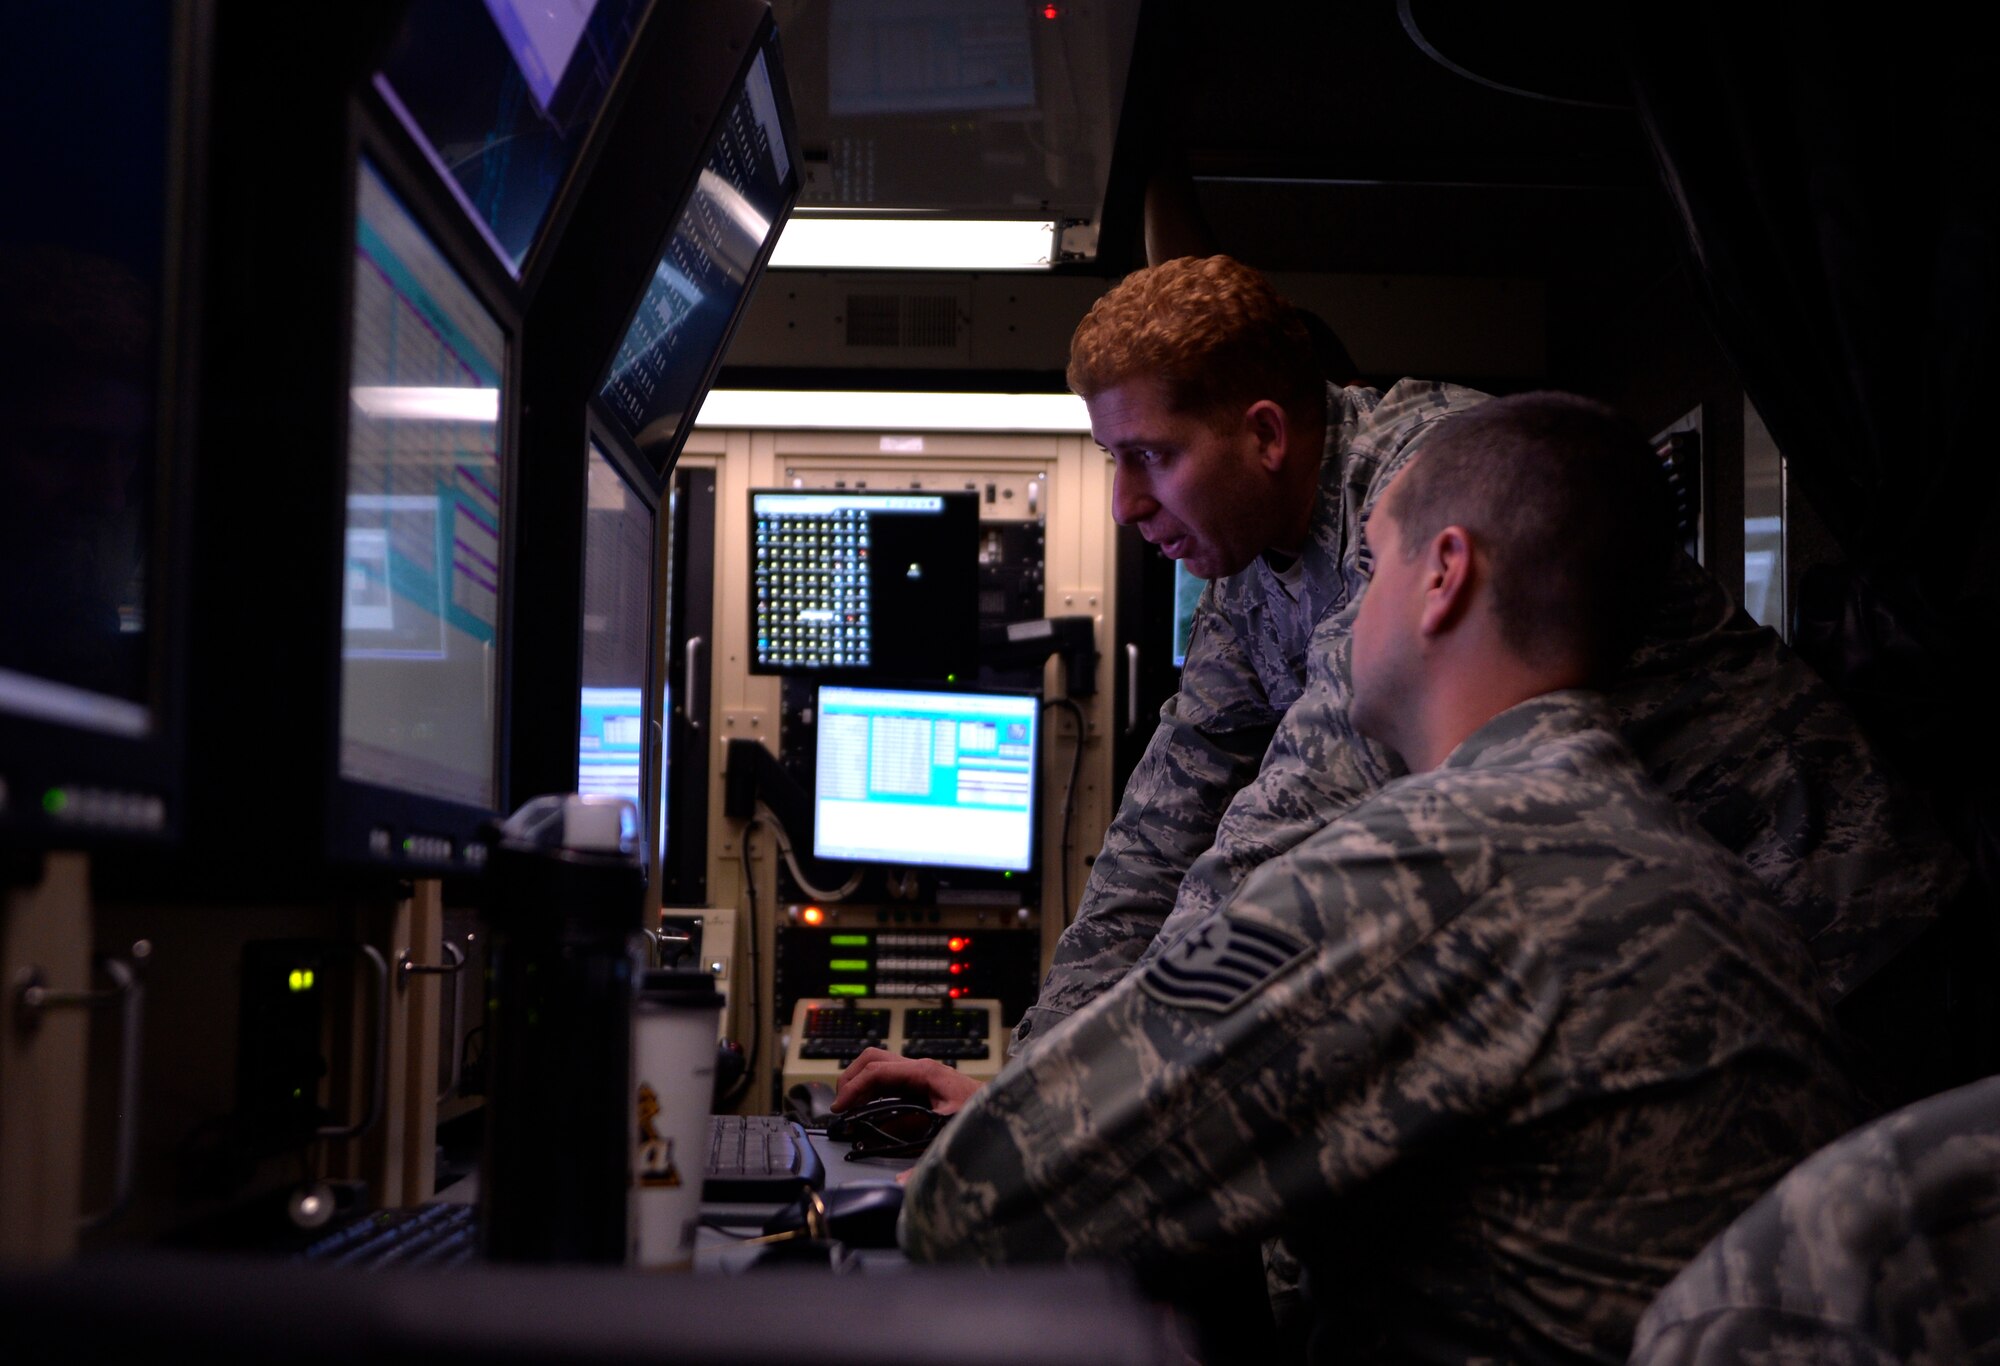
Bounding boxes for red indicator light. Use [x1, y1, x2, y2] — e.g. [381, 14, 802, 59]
[949, 986, 967, 998]
[1041, 3, 1060, 18]
[947, 936, 970, 953]
[949, 963, 964, 975]
[802, 905, 825, 927]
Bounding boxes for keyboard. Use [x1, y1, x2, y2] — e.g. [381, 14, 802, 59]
[704, 1114, 826, 1202]
[781, 997, 1005, 1092]
[297, 1200, 478, 1269]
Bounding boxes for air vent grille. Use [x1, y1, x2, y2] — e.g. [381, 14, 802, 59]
[842, 293, 962, 349]
[845, 294, 901, 347]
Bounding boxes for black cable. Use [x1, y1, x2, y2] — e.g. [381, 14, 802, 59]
[721, 827, 761, 1108]
[1043, 697, 1088, 923]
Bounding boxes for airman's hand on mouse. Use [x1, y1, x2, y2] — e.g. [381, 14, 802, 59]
[831, 1046, 984, 1116]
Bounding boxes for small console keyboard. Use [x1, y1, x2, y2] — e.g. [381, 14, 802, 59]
[781, 996, 1004, 1092]
[296, 1200, 478, 1269]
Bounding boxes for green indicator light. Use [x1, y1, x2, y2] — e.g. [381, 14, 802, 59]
[828, 983, 867, 997]
[946, 672, 958, 683]
[828, 934, 869, 947]
[402, 836, 414, 853]
[828, 958, 869, 973]
[42, 788, 68, 815]
[302, 969, 315, 990]
[293, 1087, 303, 1100]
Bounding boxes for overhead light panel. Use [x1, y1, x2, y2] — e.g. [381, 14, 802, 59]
[695, 389, 1090, 433]
[769, 217, 1058, 271]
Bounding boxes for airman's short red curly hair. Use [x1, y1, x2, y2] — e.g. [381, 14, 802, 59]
[1066, 255, 1320, 429]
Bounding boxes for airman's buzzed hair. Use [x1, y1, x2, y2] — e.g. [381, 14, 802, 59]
[1386, 392, 1678, 680]
[1066, 255, 1321, 430]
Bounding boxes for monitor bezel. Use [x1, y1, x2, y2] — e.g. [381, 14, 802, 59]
[810, 679, 1044, 879]
[587, 20, 800, 488]
[744, 486, 982, 684]
[323, 109, 526, 875]
[0, 0, 210, 853]
[575, 413, 663, 857]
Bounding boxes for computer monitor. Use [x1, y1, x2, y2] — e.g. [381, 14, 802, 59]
[337, 157, 510, 840]
[595, 36, 799, 480]
[576, 441, 656, 810]
[748, 490, 979, 682]
[0, 1, 197, 848]
[813, 684, 1039, 874]
[375, 0, 651, 276]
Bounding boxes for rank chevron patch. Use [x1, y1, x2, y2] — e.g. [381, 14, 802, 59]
[1140, 915, 1309, 1014]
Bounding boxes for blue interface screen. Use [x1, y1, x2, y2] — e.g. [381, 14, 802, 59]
[813, 686, 1037, 873]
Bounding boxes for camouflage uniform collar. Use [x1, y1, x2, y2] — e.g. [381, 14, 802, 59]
[1438, 688, 1619, 772]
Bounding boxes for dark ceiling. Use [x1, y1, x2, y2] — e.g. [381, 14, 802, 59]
[1111, 0, 1678, 280]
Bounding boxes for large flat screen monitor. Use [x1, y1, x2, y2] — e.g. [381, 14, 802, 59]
[1, 0, 193, 846]
[339, 158, 509, 820]
[749, 490, 978, 681]
[576, 441, 655, 810]
[813, 685, 1038, 874]
[375, 0, 651, 276]
[596, 39, 797, 479]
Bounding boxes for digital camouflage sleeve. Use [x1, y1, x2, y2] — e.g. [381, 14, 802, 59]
[1022, 382, 1966, 1045]
[1631, 1073, 2000, 1366]
[907, 693, 1861, 1363]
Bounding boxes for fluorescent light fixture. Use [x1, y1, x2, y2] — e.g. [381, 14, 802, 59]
[769, 217, 1057, 271]
[695, 389, 1090, 433]
[351, 386, 500, 423]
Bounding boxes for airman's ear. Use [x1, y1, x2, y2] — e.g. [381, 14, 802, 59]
[1243, 399, 1289, 472]
[1417, 526, 1474, 638]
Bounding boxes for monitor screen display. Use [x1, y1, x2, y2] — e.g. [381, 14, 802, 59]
[576, 441, 654, 805]
[1, 2, 173, 744]
[597, 46, 794, 471]
[376, 0, 650, 275]
[578, 686, 644, 803]
[1171, 561, 1203, 669]
[748, 490, 978, 680]
[339, 159, 508, 811]
[814, 685, 1038, 873]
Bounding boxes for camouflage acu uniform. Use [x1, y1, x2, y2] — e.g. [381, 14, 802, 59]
[1631, 1073, 2000, 1365]
[907, 692, 1861, 1364]
[1020, 382, 1964, 1046]
[1018, 379, 1482, 1043]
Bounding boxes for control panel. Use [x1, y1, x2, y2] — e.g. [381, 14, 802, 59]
[775, 924, 1040, 1026]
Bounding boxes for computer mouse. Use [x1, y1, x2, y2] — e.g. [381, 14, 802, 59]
[763, 1182, 905, 1250]
[784, 1080, 837, 1128]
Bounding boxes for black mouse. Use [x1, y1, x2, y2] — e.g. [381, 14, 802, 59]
[764, 1182, 904, 1249]
[784, 1080, 837, 1128]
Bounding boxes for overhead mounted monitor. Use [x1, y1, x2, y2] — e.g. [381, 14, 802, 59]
[339, 158, 509, 820]
[748, 490, 978, 681]
[596, 39, 798, 479]
[813, 684, 1039, 874]
[375, 0, 651, 276]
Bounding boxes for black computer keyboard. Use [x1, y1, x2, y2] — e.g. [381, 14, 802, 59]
[296, 1200, 478, 1269]
[704, 1114, 827, 1202]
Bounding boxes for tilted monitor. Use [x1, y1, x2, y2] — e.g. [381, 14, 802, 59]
[1, 1, 199, 847]
[813, 684, 1039, 875]
[374, 0, 651, 277]
[595, 35, 798, 481]
[336, 157, 511, 858]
